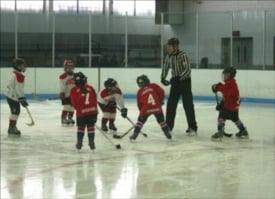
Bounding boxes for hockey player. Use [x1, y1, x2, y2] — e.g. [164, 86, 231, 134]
[6, 58, 29, 136]
[211, 67, 249, 141]
[98, 78, 128, 138]
[70, 72, 98, 150]
[130, 75, 172, 141]
[59, 59, 75, 126]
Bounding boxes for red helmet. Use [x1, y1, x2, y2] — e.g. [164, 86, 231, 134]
[63, 59, 74, 74]
[63, 59, 74, 68]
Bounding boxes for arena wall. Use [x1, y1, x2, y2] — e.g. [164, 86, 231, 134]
[1, 68, 274, 103]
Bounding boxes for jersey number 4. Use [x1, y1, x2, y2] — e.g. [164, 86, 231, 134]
[147, 94, 156, 105]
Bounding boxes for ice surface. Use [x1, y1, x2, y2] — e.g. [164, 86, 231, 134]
[1, 99, 274, 199]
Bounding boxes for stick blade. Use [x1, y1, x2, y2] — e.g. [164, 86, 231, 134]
[26, 121, 35, 126]
[223, 132, 233, 137]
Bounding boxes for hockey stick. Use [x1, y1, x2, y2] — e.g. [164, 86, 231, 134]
[95, 125, 122, 149]
[214, 93, 232, 137]
[116, 107, 148, 138]
[114, 126, 135, 139]
[32, 93, 59, 101]
[25, 107, 35, 126]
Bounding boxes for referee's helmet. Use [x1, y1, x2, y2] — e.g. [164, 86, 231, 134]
[167, 37, 179, 48]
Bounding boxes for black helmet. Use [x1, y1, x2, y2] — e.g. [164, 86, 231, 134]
[104, 78, 117, 89]
[137, 75, 150, 88]
[223, 67, 236, 78]
[167, 37, 179, 47]
[12, 58, 25, 71]
[73, 72, 87, 86]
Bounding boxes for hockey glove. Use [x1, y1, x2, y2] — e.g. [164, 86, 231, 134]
[98, 102, 107, 111]
[121, 108, 128, 118]
[216, 101, 224, 111]
[211, 84, 218, 93]
[211, 83, 222, 93]
[161, 78, 170, 86]
[19, 97, 29, 107]
[106, 101, 117, 108]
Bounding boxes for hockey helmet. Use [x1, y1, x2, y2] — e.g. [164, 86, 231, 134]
[136, 75, 150, 88]
[104, 78, 117, 89]
[223, 66, 236, 78]
[63, 59, 74, 68]
[12, 58, 26, 72]
[167, 37, 179, 48]
[73, 72, 87, 86]
[63, 59, 74, 74]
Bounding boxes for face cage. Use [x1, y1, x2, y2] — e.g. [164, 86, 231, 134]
[16, 64, 26, 72]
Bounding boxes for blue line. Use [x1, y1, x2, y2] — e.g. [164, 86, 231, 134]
[1, 93, 275, 105]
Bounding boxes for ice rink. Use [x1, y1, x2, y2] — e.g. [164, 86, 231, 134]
[1, 99, 274, 199]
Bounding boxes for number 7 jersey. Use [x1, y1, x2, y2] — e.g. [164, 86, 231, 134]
[137, 83, 165, 116]
[70, 84, 98, 117]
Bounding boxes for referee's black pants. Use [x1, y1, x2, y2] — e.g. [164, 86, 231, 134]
[166, 77, 197, 131]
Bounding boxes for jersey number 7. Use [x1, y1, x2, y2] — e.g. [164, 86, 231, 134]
[85, 93, 90, 105]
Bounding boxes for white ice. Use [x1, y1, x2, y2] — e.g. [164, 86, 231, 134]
[1, 99, 275, 199]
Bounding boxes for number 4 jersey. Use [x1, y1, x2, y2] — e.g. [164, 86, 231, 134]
[70, 85, 98, 117]
[137, 83, 165, 116]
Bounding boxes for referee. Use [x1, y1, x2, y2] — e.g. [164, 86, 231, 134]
[161, 38, 198, 135]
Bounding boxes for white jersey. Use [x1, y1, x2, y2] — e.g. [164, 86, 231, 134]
[59, 72, 75, 97]
[97, 88, 125, 109]
[6, 70, 25, 101]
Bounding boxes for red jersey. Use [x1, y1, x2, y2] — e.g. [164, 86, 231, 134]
[137, 83, 165, 116]
[70, 84, 98, 117]
[216, 79, 241, 112]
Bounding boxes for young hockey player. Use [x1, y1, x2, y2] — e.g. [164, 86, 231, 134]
[211, 67, 249, 141]
[70, 72, 98, 150]
[98, 78, 128, 138]
[59, 59, 75, 126]
[6, 58, 29, 136]
[130, 75, 172, 141]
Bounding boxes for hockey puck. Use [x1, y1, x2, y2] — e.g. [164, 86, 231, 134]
[116, 144, 121, 149]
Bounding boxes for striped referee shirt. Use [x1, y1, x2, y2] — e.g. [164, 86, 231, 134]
[161, 50, 191, 80]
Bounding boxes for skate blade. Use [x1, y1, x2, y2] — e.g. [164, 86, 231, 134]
[8, 134, 21, 138]
[211, 137, 223, 142]
[186, 132, 197, 136]
[237, 136, 249, 139]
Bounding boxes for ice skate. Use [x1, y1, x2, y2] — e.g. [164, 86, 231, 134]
[235, 129, 249, 139]
[75, 139, 83, 151]
[61, 117, 70, 126]
[129, 131, 139, 141]
[8, 126, 21, 136]
[101, 121, 108, 132]
[68, 117, 75, 126]
[186, 127, 197, 136]
[88, 137, 95, 150]
[109, 122, 117, 133]
[211, 130, 224, 141]
[163, 130, 172, 139]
